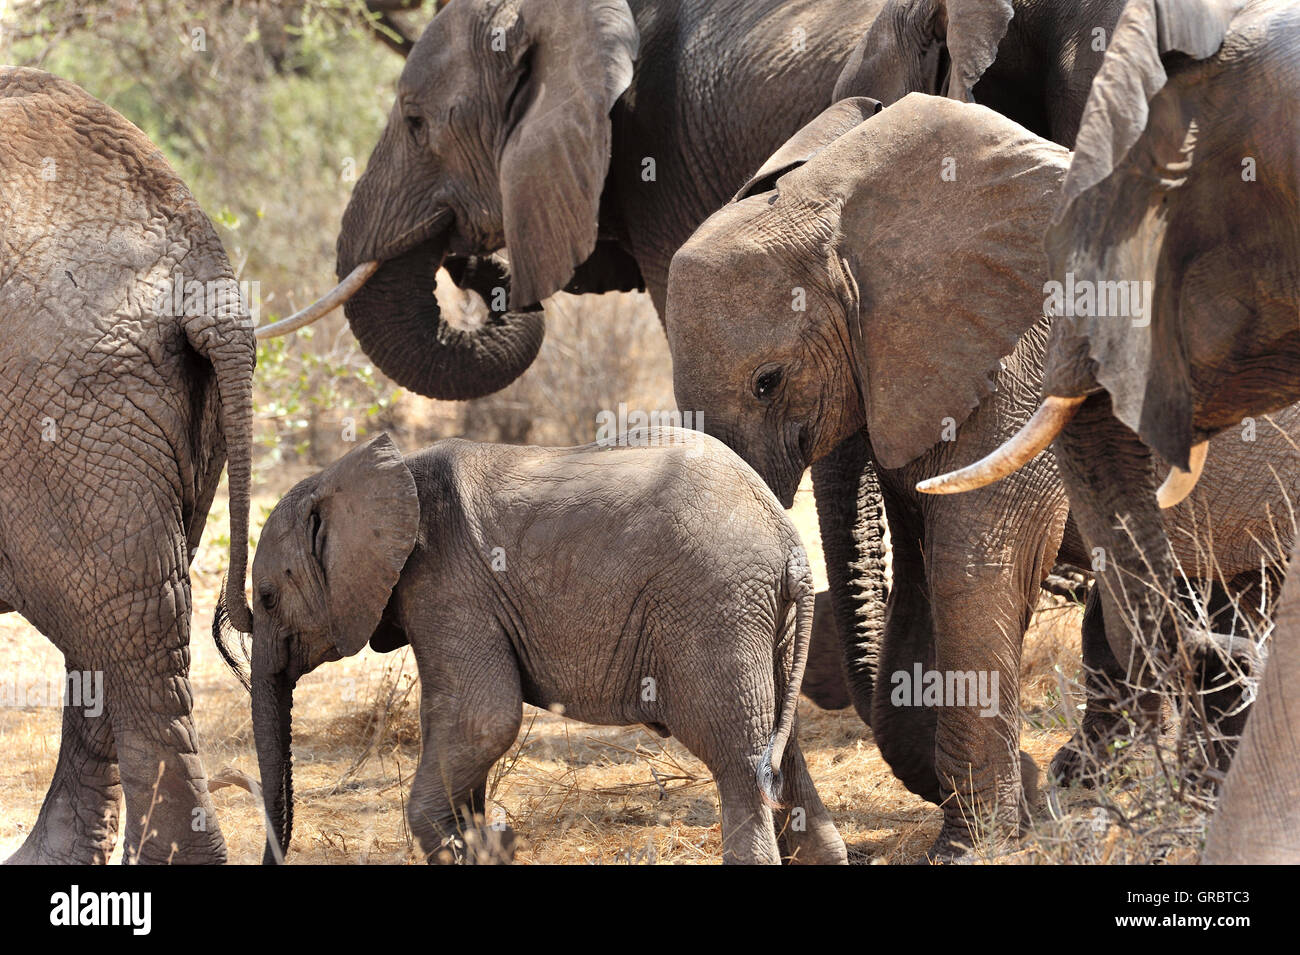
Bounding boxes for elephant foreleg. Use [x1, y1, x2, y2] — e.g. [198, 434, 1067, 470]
[4, 677, 120, 865]
[1051, 586, 1161, 785]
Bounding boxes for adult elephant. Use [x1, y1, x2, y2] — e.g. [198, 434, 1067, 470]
[918, 0, 1300, 862]
[663, 92, 1300, 858]
[265, 0, 894, 728]
[0, 69, 254, 864]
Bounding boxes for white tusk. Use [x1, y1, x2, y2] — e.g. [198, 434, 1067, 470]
[1155, 441, 1209, 509]
[916, 395, 1086, 495]
[254, 261, 380, 339]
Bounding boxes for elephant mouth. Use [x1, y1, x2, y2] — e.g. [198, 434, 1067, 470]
[762, 425, 813, 509]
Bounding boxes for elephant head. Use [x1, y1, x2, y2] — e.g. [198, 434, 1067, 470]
[251, 434, 419, 863]
[665, 93, 1069, 504]
[920, 0, 1298, 500]
[268, 0, 640, 398]
[833, 0, 1014, 105]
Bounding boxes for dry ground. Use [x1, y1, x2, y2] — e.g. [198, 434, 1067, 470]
[0, 466, 1203, 865]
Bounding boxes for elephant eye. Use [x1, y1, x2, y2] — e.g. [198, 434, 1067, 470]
[259, 586, 277, 611]
[752, 366, 784, 401]
[405, 113, 424, 140]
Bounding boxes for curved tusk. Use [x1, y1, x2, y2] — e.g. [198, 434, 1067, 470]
[916, 395, 1086, 495]
[1155, 441, 1208, 509]
[254, 261, 380, 339]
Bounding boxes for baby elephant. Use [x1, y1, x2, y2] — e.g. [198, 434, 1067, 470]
[247, 430, 846, 865]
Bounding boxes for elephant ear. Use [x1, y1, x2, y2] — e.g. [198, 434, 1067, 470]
[311, 434, 420, 659]
[1055, 0, 1245, 209]
[833, 0, 1013, 104]
[797, 94, 1070, 470]
[943, 0, 1015, 102]
[1044, 0, 1245, 469]
[499, 0, 639, 308]
[733, 98, 883, 202]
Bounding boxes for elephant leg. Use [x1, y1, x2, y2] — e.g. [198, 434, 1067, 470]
[665, 643, 782, 865]
[104, 576, 226, 865]
[1054, 395, 1181, 711]
[407, 628, 522, 864]
[1204, 535, 1300, 863]
[113, 667, 226, 864]
[921, 484, 1065, 859]
[1052, 586, 1161, 785]
[5, 676, 121, 865]
[774, 738, 848, 864]
[812, 430, 888, 728]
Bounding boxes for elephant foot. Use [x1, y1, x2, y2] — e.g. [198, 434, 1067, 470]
[431, 821, 517, 865]
[116, 737, 227, 865]
[916, 826, 980, 865]
[1050, 716, 1154, 788]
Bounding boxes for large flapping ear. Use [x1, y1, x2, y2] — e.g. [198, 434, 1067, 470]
[833, 0, 1013, 104]
[733, 98, 883, 202]
[499, 0, 638, 308]
[311, 434, 420, 659]
[791, 93, 1070, 470]
[1044, 0, 1245, 469]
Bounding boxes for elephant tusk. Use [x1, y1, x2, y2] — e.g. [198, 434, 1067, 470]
[254, 261, 380, 339]
[916, 396, 1086, 495]
[1155, 441, 1209, 509]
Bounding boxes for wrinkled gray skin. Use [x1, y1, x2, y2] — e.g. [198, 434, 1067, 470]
[665, 93, 1300, 859]
[0, 69, 254, 864]
[249, 432, 846, 865]
[834, 0, 1126, 147]
[1017, 0, 1300, 863]
[334, 0, 892, 730]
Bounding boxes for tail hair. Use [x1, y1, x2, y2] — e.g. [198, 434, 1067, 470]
[213, 575, 252, 692]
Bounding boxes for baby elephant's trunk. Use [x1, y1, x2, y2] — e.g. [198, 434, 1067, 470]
[757, 551, 815, 808]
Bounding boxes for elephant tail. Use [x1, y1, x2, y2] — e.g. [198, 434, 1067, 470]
[758, 549, 814, 809]
[184, 276, 256, 686]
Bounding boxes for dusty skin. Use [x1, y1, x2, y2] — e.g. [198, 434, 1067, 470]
[0, 471, 1093, 865]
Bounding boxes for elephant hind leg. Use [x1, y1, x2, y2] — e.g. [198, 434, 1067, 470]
[5, 680, 121, 865]
[113, 672, 227, 865]
[774, 739, 847, 864]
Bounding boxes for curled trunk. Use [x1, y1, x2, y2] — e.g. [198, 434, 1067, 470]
[339, 230, 545, 401]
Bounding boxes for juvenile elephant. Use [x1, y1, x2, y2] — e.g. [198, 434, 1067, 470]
[249, 432, 847, 865]
[664, 92, 1300, 858]
[921, 0, 1300, 862]
[0, 69, 254, 864]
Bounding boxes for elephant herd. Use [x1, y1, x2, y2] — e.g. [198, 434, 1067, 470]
[1, 0, 1297, 865]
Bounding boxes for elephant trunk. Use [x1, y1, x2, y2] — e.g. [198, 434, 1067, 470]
[252, 646, 294, 865]
[335, 212, 545, 401]
[811, 432, 888, 727]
